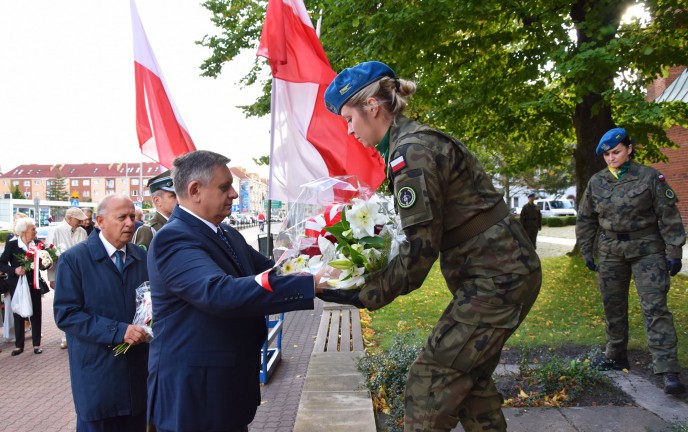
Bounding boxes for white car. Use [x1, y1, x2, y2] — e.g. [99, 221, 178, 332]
[535, 199, 577, 217]
[0, 220, 11, 231]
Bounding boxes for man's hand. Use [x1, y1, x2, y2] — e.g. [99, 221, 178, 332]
[123, 325, 149, 346]
[317, 289, 365, 309]
[667, 258, 682, 277]
[584, 257, 598, 272]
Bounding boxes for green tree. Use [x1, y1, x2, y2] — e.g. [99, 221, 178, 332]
[198, 0, 688, 201]
[11, 184, 24, 199]
[46, 171, 69, 202]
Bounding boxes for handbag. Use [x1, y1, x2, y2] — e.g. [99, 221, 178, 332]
[38, 276, 50, 295]
[10, 275, 33, 318]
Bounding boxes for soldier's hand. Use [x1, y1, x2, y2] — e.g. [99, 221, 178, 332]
[585, 257, 598, 272]
[666, 258, 682, 276]
[317, 289, 365, 309]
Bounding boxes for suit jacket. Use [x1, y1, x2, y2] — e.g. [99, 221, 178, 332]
[0, 238, 47, 295]
[147, 206, 315, 431]
[53, 231, 149, 422]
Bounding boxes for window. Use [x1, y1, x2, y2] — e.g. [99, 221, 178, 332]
[144, 190, 151, 197]
[94, 179, 99, 185]
[106, 190, 115, 195]
[121, 179, 126, 184]
[23, 180, 30, 186]
[131, 179, 140, 186]
[131, 190, 139, 196]
[83, 191, 90, 197]
[71, 180, 79, 186]
[94, 190, 100, 196]
[24, 191, 30, 198]
[33, 191, 39, 197]
[2, 181, 7, 186]
[12, 181, 19, 186]
[34, 180, 40, 185]
[106, 180, 114, 188]
[83, 179, 90, 186]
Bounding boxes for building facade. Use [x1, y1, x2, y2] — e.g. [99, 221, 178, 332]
[0, 163, 268, 211]
[647, 66, 688, 227]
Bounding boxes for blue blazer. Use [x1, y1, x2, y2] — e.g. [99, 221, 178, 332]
[147, 206, 315, 431]
[53, 231, 149, 422]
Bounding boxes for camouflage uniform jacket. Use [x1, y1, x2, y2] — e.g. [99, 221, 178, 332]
[133, 211, 168, 251]
[360, 116, 540, 310]
[576, 161, 686, 260]
[519, 202, 541, 231]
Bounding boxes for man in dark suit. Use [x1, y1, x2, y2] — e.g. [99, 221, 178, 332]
[147, 150, 317, 432]
[54, 195, 150, 432]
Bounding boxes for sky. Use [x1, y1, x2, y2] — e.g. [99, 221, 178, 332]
[0, 1, 271, 177]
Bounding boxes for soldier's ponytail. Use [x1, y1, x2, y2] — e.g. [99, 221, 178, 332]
[348, 76, 416, 118]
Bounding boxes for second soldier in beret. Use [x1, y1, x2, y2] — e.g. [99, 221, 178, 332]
[519, 192, 542, 249]
[320, 61, 542, 432]
[133, 170, 177, 251]
[577, 127, 686, 394]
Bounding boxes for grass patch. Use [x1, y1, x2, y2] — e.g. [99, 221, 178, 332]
[365, 255, 688, 366]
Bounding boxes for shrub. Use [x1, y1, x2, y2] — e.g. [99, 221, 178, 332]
[0, 230, 10, 243]
[547, 217, 566, 227]
[564, 216, 577, 226]
[357, 332, 422, 432]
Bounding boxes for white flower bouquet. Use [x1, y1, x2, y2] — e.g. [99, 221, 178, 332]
[275, 176, 404, 289]
[113, 282, 153, 356]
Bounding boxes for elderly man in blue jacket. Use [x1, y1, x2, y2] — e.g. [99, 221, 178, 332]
[55, 194, 150, 432]
[147, 150, 318, 432]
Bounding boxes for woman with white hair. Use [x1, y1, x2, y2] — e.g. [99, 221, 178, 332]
[0, 217, 47, 355]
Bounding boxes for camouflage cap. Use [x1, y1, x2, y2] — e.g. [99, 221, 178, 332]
[324, 61, 396, 115]
[147, 170, 175, 193]
[596, 127, 627, 155]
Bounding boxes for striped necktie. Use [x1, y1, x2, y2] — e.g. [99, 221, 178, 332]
[216, 228, 245, 275]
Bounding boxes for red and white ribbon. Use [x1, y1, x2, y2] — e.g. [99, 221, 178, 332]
[304, 204, 344, 239]
[28, 245, 40, 289]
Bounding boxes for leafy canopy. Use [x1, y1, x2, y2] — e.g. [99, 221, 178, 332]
[198, 0, 688, 196]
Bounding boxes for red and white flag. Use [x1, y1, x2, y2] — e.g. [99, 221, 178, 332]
[257, 0, 386, 202]
[130, 0, 196, 168]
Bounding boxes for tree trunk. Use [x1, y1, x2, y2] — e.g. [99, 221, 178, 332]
[572, 94, 611, 207]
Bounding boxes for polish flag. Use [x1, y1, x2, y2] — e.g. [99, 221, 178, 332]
[130, 0, 196, 168]
[257, 0, 386, 202]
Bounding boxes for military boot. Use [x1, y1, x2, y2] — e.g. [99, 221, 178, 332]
[663, 373, 686, 395]
[590, 356, 630, 371]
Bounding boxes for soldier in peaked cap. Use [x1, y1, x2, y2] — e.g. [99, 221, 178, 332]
[133, 170, 177, 251]
[319, 61, 541, 432]
[577, 127, 686, 395]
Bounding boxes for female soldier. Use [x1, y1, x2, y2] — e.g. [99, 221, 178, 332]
[577, 127, 686, 395]
[319, 61, 542, 432]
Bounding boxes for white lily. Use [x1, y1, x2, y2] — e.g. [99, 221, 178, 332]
[330, 266, 366, 289]
[346, 197, 386, 238]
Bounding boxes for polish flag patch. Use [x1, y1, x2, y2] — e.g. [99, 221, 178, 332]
[391, 156, 406, 173]
[658, 174, 666, 182]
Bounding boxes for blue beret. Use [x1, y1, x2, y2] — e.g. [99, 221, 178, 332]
[324, 61, 396, 115]
[527, 192, 535, 198]
[596, 128, 627, 155]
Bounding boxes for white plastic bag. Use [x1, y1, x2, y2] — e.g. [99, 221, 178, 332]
[11, 275, 33, 318]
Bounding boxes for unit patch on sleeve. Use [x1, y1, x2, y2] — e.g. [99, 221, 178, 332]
[397, 186, 416, 208]
[666, 188, 675, 199]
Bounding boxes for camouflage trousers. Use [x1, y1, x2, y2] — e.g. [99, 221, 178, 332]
[597, 251, 680, 374]
[404, 269, 542, 432]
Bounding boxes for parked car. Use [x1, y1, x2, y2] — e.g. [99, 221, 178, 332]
[535, 199, 577, 217]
